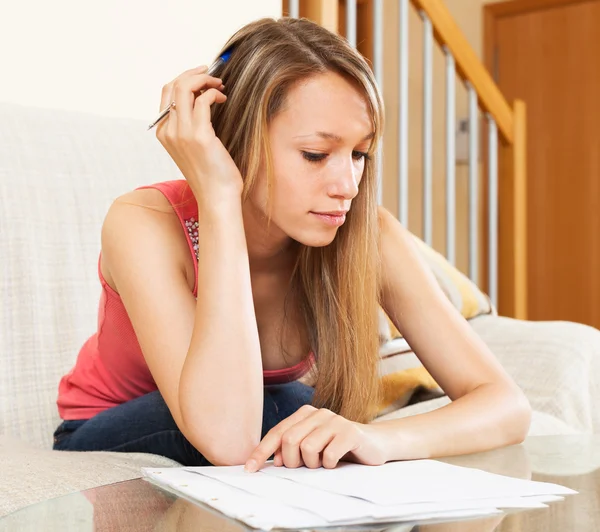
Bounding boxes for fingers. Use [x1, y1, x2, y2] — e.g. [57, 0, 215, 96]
[299, 426, 336, 469]
[281, 409, 336, 469]
[165, 75, 224, 140]
[274, 448, 302, 467]
[157, 65, 219, 139]
[159, 65, 208, 111]
[320, 433, 351, 469]
[276, 431, 350, 470]
[274, 449, 283, 466]
[248, 409, 368, 473]
[172, 74, 225, 133]
[191, 88, 227, 137]
[156, 67, 208, 139]
[245, 405, 317, 472]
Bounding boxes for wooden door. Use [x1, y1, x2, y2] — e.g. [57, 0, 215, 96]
[485, 0, 600, 328]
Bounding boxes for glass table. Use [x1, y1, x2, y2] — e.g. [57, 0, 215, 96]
[1, 435, 598, 531]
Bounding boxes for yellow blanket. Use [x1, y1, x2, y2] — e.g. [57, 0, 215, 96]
[378, 366, 442, 415]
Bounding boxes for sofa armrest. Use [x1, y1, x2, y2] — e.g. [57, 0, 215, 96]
[373, 314, 600, 436]
[469, 314, 600, 434]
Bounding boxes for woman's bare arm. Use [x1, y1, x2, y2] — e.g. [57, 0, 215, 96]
[375, 206, 531, 460]
[101, 188, 263, 465]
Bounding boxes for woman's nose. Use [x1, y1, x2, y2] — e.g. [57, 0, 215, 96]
[328, 161, 360, 199]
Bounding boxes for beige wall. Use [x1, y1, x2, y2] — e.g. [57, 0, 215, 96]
[1, 1, 281, 120]
[380, 0, 487, 277]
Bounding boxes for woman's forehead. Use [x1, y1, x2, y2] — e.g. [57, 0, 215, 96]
[277, 73, 373, 135]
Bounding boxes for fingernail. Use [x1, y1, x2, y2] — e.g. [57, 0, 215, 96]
[245, 459, 257, 473]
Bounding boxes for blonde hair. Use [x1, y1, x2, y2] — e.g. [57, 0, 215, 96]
[207, 17, 385, 423]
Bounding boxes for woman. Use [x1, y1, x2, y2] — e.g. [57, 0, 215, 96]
[53, 17, 531, 472]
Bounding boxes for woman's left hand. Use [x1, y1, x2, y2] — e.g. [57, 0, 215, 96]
[244, 405, 388, 473]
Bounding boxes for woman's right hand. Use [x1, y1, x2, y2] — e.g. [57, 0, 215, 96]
[156, 65, 244, 201]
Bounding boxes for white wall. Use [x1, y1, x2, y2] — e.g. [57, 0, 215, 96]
[1, 1, 281, 120]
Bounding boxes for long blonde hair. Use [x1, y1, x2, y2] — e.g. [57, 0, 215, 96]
[209, 17, 385, 423]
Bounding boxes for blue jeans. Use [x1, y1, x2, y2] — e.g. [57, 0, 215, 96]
[52, 382, 315, 466]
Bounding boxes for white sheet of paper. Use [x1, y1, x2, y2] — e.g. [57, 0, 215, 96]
[143, 468, 499, 531]
[187, 466, 556, 522]
[257, 459, 576, 505]
[143, 468, 326, 529]
[142, 459, 576, 531]
[143, 468, 500, 530]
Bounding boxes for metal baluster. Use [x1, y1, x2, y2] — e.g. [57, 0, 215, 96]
[421, 13, 433, 246]
[398, 0, 409, 227]
[373, 0, 384, 205]
[346, 0, 357, 48]
[467, 83, 479, 284]
[445, 48, 456, 265]
[488, 116, 499, 308]
[289, 0, 299, 18]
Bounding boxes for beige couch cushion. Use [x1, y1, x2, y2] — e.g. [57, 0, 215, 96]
[0, 435, 179, 518]
[0, 102, 182, 449]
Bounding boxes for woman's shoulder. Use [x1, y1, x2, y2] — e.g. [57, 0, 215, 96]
[109, 179, 197, 221]
[136, 180, 197, 216]
[100, 182, 197, 294]
[116, 185, 175, 211]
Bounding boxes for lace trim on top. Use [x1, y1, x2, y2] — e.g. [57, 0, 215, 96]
[185, 217, 200, 261]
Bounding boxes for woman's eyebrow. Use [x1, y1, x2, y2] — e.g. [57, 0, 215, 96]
[294, 131, 375, 143]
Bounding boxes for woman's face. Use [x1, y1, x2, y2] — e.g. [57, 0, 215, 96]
[250, 71, 374, 248]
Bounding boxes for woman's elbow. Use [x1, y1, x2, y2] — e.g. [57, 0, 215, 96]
[505, 388, 532, 445]
[184, 426, 259, 466]
[204, 442, 258, 466]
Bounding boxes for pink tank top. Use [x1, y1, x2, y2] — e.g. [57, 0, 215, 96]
[57, 180, 315, 420]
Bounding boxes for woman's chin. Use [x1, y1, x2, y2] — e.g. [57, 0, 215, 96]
[291, 229, 338, 248]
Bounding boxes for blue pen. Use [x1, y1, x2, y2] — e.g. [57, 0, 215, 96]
[147, 49, 233, 131]
[208, 48, 233, 76]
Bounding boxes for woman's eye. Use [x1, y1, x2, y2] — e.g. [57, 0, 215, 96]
[301, 151, 371, 163]
[301, 151, 328, 163]
[352, 150, 371, 161]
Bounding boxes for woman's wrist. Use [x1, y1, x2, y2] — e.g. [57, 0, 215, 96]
[369, 418, 430, 463]
[194, 189, 244, 222]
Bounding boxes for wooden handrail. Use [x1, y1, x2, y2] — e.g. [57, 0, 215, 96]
[411, 0, 514, 144]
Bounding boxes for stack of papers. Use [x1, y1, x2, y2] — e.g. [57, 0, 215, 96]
[142, 459, 577, 530]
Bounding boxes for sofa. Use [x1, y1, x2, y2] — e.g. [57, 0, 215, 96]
[1, 101, 599, 518]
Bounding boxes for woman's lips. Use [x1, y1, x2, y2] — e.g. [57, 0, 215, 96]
[310, 212, 346, 226]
